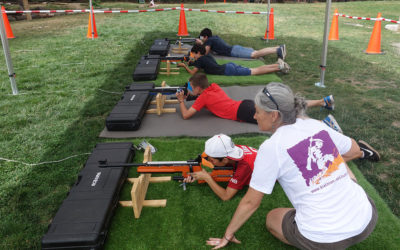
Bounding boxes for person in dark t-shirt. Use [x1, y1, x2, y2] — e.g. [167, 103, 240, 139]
[196, 28, 286, 60]
[178, 44, 290, 76]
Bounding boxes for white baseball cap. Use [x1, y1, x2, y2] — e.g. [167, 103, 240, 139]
[204, 134, 244, 160]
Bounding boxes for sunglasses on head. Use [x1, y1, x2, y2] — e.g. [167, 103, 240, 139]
[262, 87, 279, 111]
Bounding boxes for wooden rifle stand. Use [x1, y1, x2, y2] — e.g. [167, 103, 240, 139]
[119, 146, 170, 219]
[171, 37, 189, 54]
[146, 81, 179, 116]
[159, 60, 179, 76]
[159, 57, 180, 76]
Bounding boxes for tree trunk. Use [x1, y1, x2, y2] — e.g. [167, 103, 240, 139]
[21, 0, 32, 21]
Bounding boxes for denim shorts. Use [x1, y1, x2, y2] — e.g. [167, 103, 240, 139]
[224, 62, 251, 76]
[230, 45, 254, 58]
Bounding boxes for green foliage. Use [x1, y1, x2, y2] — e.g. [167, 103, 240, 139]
[0, 2, 399, 249]
[93, 0, 102, 8]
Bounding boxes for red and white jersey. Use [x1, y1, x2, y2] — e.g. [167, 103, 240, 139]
[228, 145, 258, 190]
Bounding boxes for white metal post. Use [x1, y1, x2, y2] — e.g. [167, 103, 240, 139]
[0, 7, 18, 95]
[315, 0, 332, 88]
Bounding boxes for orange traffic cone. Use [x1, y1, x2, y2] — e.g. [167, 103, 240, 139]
[329, 9, 339, 40]
[365, 13, 384, 54]
[262, 8, 274, 40]
[86, 8, 98, 39]
[1, 6, 15, 39]
[177, 4, 189, 36]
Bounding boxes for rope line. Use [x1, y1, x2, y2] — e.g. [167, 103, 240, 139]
[0, 153, 91, 166]
[337, 13, 400, 24]
[2, 7, 268, 15]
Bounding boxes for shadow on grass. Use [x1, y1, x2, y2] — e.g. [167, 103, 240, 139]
[1, 32, 399, 249]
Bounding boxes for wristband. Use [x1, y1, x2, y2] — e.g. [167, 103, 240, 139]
[224, 235, 232, 242]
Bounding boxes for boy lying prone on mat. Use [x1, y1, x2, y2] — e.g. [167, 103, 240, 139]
[177, 44, 290, 76]
[176, 73, 333, 124]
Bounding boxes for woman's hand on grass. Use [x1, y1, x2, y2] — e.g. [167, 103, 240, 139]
[206, 235, 240, 249]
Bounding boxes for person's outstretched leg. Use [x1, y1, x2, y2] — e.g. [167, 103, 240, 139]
[250, 59, 290, 75]
[250, 64, 279, 75]
[251, 46, 279, 58]
[307, 95, 334, 110]
[252, 44, 286, 60]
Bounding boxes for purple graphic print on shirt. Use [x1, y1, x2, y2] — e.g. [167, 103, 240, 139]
[287, 130, 339, 186]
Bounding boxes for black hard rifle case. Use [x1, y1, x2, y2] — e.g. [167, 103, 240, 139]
[41, 142, 135, 249]
[132, 55, 160, 81]
[149, 38, 170, 56]
[105, 82, 154, 131]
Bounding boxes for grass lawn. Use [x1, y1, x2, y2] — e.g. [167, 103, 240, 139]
[0, 1, 399, 249]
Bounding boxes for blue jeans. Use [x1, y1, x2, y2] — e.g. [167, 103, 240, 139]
[230, 45, 254, 58]
[224, 62, 251, 76]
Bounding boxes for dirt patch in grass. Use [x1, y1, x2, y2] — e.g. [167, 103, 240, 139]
[392, 121, 400, 128]
[392, 43, 400, 55]
[379, 173, 390, 181]
[334, 77, 396, 90]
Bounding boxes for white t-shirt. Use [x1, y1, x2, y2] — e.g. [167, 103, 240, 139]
[250, 118, 372, 243]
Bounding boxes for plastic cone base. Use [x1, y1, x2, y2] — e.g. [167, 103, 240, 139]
[364, 50, 385, 55]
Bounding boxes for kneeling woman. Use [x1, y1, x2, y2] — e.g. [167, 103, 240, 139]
[207, 82, 377, 249]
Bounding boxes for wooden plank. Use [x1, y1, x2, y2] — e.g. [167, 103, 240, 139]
[160, 68, 180, 70]
[164, 100, 179, 104]
[146, 109, 159, 114]
[143, 146, 152, 163]
[150, 176, 172, 182]
[161, 108, 176, 113]
[119, 201, 133, 207]
[131, 174, 151, 218]
[156, 93, 162, 115]
[147, 108, 176, 114]
[143, 200, 167, 207]
[150, 99, 179, 104]
[159, 72, 180, 75]
[127, 177, 137, 184]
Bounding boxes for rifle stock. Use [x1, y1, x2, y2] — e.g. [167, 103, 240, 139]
[99, 157, 233, 183]
[171, 167, 234, 184]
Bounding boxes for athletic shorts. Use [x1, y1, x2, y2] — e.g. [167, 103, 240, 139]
[230, 45, 254, 58]
[224, 62, 251, 76]
[282, 195, 378, 250]
[237, 99, 257, 124]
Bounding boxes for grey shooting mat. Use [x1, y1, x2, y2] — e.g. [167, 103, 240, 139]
[99, 85, 267, 138]
[168, 44, 260, 61]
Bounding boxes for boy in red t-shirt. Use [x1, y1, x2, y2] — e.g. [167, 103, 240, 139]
[184, 134, 258, 201]
[175, 73, 335, 124]
[185, 133, 380, 200]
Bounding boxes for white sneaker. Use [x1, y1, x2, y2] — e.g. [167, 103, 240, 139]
[278, 58, 290, 74]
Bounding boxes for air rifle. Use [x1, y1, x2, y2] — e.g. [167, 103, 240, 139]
[167, 37, 197, 44]
[98, 155, 234, 184]
[143, 53, 193, 63]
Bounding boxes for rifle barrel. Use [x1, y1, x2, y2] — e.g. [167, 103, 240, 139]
[99, 160, 199, 168]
